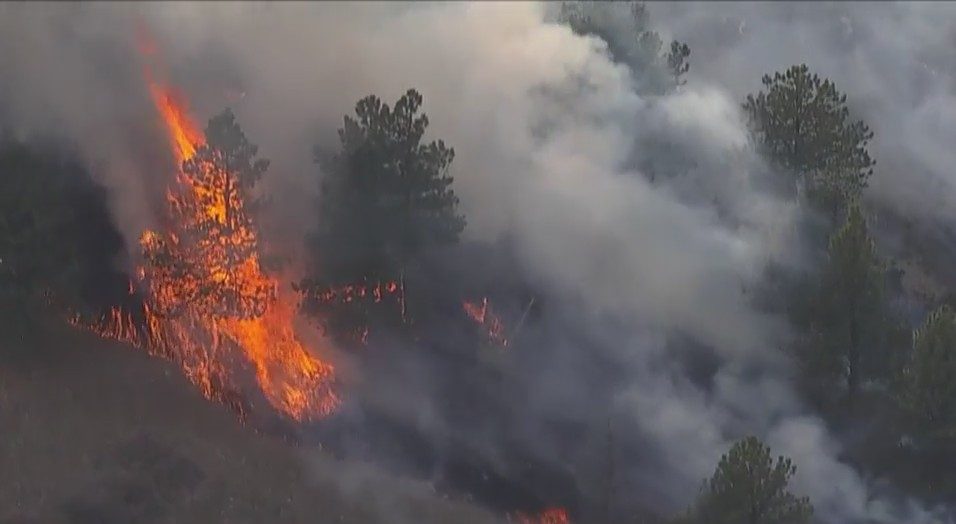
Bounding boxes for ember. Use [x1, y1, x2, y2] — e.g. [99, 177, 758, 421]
[305, 280, 402, 306]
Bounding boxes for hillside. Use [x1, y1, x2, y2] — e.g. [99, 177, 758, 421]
[0, 322, 502, 524]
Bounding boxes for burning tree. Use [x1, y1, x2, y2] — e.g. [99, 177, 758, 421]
[142, 108, 272, 320]
[301, 89, 466, 344]
[75, 42, 340, 423]
[139, 90, 338, 420]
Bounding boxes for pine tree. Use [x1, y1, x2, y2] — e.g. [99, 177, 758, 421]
[142, 108, 272, 320]
[301, 89, 465, 342]
[200, 108, 270, 212]
[901, 305, 956, 437]
[797, 203, 886, 406]
[677, 436, 813, 524]
[744, 64, 874, 218]
[559, 1, 690, 94]
[0, 139, 127, 327]
[667, 41, 691, 89]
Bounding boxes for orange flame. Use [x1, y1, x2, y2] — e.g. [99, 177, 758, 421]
[512, 508, 571, 524]
[462, 297, 508, 347]
[75, 35, 339, 422]
[149, 84, 201, 164]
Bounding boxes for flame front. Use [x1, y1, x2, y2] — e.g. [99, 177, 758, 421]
[76, 43, 339, 422]
[145, 72, 338, 420]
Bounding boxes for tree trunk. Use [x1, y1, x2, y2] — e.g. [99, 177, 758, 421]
[847, 313, 860, 409]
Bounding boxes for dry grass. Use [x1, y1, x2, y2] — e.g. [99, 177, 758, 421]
[0, 322, 501, 524]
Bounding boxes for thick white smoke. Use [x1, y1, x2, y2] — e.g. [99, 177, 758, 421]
[649, 1, 956, 231]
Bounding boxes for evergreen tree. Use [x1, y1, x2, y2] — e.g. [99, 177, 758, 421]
[559, 1, 690, 94]
[301, 89, 465, 342]
[796, 203, 887, 406]
[744, 64, 874, 218]
[200, 108, 270, 212]
[901, 305, 956, 437]
[142, 108, 272, 320]
[0, 139, 127, 327]
[667, 41, 691, 88]
[676, 436, 813, 524]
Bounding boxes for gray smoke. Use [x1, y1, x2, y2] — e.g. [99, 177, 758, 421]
[0, 2, 953, 522]
[648, 1, 956, 231]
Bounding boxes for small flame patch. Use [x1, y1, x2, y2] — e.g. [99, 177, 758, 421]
[462, 297, 508, 348]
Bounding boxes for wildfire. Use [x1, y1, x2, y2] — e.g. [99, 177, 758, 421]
[462, 297, 508, 347]
[147, 83, 201, 163]
[512, 507, 571, 524]
[306, 280, 402, 306]
[74, 35, 339, 422]
[295, 277, 407, 346]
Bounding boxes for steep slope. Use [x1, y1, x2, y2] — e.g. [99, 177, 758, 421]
[0, 322, 501, 524]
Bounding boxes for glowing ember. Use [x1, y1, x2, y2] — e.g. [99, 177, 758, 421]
[74, 35, 339, 422]
[296, 278, 406, 345]
[512, 507, 571, 524]
[305, 280, 402, 306]
[462, 297, 508, 347]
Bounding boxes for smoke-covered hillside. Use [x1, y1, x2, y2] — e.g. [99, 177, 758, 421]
[2, 2, 956, 523]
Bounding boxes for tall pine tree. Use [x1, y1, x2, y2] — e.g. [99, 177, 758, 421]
[794, 203, 888, 408]
[559, 1, 690, 94]
[674, 436, 813, 524]
[901, 305, 956, 437]
[744, 64, 874, 219]
[142, 108, 272, 320]
[302, 89, 465, 342]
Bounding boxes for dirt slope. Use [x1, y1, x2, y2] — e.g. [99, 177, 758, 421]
[0, 322, 502, 524]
